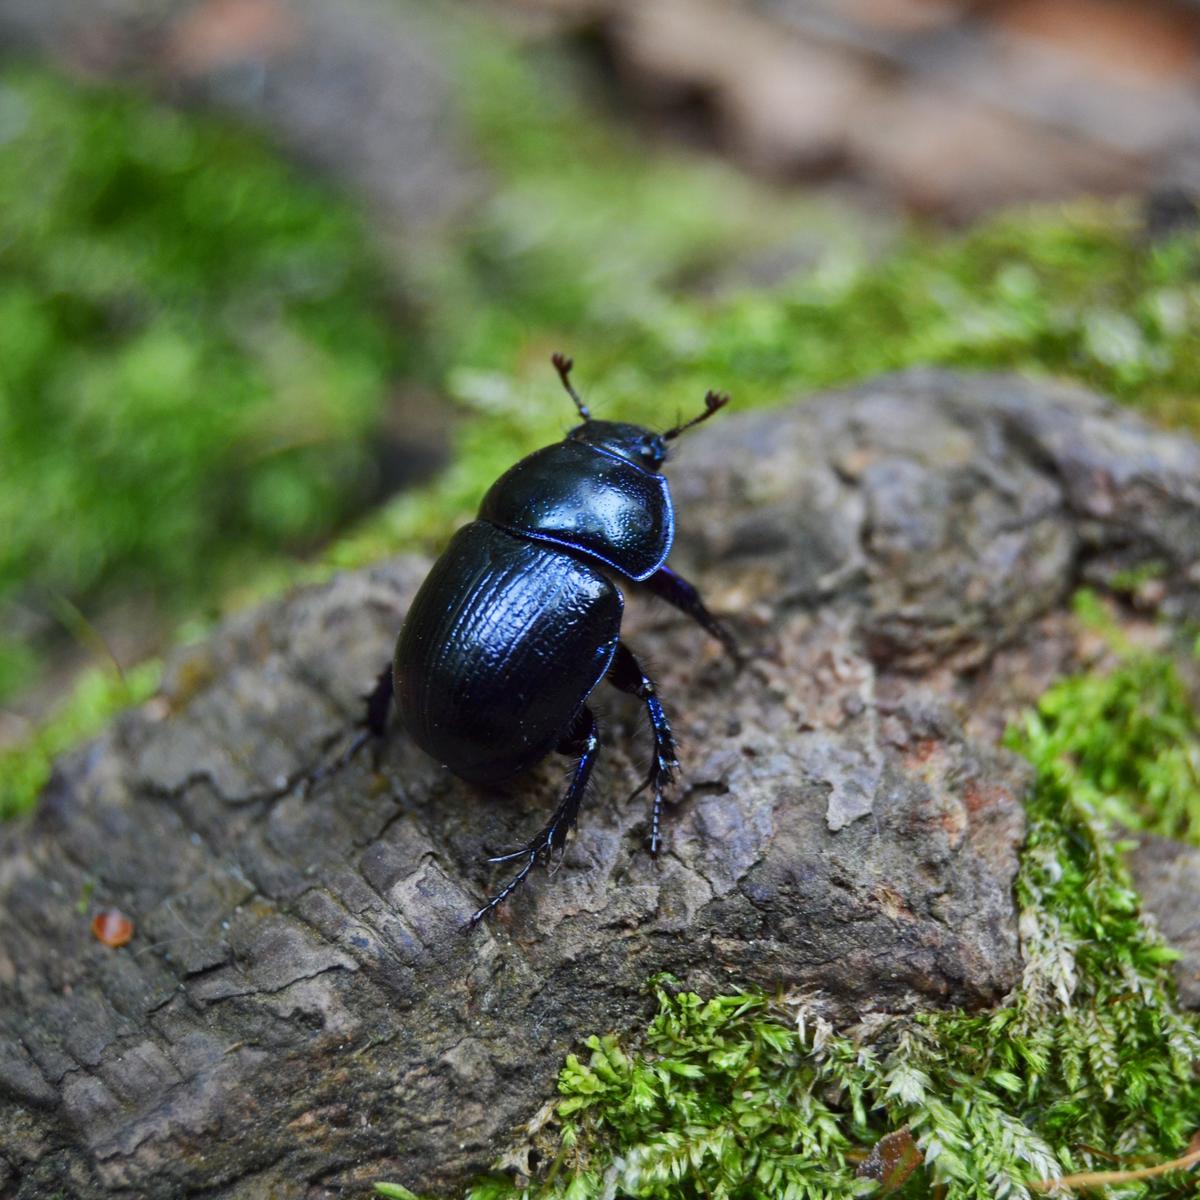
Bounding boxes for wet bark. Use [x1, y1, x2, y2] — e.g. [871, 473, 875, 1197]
[2, 369, 1199, 1198]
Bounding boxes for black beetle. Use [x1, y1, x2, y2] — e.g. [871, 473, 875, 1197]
[351, 355, 738, 925]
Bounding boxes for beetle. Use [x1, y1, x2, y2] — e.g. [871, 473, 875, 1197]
[350, 354, 738, 925]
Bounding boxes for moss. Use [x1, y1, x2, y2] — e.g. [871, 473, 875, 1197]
[1014, 602, 1200, 845]
[0, 66, 406, 668]
[0, 658, 160, 820]
[376, 636, 1200, 1200]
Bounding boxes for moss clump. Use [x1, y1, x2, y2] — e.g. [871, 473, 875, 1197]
[0, 659, 160, 819]
[1014, 624, 1200, 845]
[374, 639, 1200, 1200]
[0, 66, 406, 701]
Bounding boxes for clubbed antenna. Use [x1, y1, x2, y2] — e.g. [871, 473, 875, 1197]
[551, 352, 590, 422]
[663, 390, 730, 441]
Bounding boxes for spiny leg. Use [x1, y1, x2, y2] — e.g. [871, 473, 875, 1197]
[306, 662, 393, 787]
[641, 564, 743, 666]
[607, 641, 679, 855]
[469, 706, 600, 927]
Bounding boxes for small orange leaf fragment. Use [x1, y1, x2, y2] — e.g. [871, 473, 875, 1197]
[856, 1127, 924, 1194]
[91, 908, 134, 948]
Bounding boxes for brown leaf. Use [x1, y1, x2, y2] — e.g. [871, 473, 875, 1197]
[856, 1127, 923, 1194]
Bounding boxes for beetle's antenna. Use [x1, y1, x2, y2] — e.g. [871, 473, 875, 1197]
[662, 389, 730, 441]
[551, 352, 590, 422]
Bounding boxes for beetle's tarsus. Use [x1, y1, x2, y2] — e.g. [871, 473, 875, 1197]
[485, 845, 544, 865]
[339, 727, 375, 770]
[468, 706, 599, 926]
[469, 850, 541, 927]
[607, 641, 680, 858]
[630, 754, 676, 857]
[298, 661, 394, 791]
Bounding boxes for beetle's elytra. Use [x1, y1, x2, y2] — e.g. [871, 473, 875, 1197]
[354, 354, 739, 926]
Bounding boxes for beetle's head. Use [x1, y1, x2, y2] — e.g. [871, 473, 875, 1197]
[569, 421, 669, 472]
[551, 352, 730, 474]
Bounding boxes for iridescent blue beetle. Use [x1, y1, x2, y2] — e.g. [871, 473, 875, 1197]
[357, 355, 738, 925]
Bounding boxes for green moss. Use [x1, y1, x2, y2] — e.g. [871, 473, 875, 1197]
[374, 637, 1200, 1200]
[0, 658, 160, 820]
[0, 66, 406, 622]
[0, 638, 39, 705]
[1014, 623, 1200, 845]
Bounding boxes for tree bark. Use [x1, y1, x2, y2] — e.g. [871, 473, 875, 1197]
[2, 369, 1199, 1198]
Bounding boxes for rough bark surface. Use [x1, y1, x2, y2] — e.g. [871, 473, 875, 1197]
[2, 369, 1200, 1199]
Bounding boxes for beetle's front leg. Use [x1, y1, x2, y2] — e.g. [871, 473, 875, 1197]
[607, 641, 679, 855]
[640, 565, 743, 665]
[469, 705, 600, 927]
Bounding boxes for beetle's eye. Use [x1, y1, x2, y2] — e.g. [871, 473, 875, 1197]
[639, 440, 662, 465]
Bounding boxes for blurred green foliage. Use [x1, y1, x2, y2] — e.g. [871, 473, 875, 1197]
[0, 66, 406, 700]
[452, 32, 1200, 422]
[0, 659, 160, 819]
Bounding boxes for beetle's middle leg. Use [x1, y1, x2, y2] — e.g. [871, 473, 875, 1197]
[304, 662, 393, 787]
[606, 641, 679, 855]
[469, 705, 600, 926]
[339, 661, 394, 761]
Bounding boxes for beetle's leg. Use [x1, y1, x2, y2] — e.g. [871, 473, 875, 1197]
[339, 661, 394, 762]
[305, 663, 393, 786]
[640, 565, 743, 665]
[606, 641, 679, 856]
[360, 662, 395, 737]
[469, 706, 599, 927]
